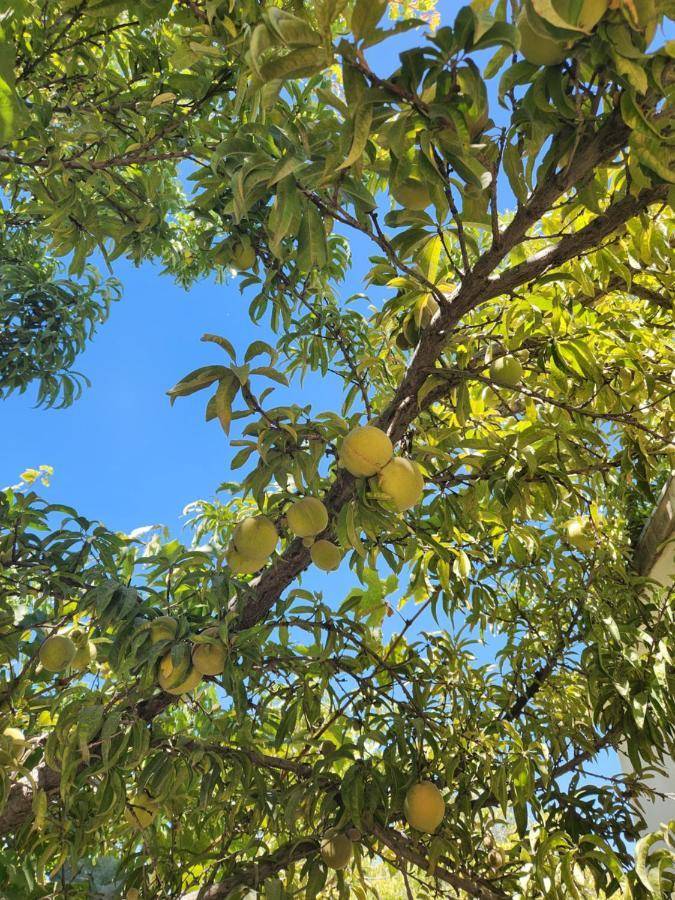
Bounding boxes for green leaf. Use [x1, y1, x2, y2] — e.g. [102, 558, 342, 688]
[503, 142, 529, 203]
[265, 8, 322, 48]
[259, 47, 327, 83]
[630, 131, 675, 183]
[472, 21, 518, 52]
[499, 61, 538, 106]
[336, 103, 373, 172]
[636, 829, 667, 893]
[612, 50, 649, 94]
[453, 549, 471, 580]
[167, 366, 229, 403]
[212, 375, 240, 435]
[296, 203, 327, 272]
[346, 502, 366, 557]
[268, 176, 302, 256]
[201, 333, 237, 361]
[0, 34, 27, 145]
[351, 0, 388, 41]
[341, 763, 365, 827]
[620, 92, 666, 141]
[531, 0, 587, 31]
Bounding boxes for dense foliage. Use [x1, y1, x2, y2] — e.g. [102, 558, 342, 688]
[1, 0, 675, 897]
[0, 215, 120, 406]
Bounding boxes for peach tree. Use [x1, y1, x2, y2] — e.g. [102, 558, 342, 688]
[1, 0, 674, 897]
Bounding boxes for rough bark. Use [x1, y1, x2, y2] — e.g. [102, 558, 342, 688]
[0, 765, 60, 836]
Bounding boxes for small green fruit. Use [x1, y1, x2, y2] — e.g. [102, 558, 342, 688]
[395, 329, 413, 351]
[150, 616, 178, 644]
[231, 239, 256, 270]
[287, 497, 329, 539]
[157, 644, 191, 691]
[404, 781, 445, 833]
[490, 355, 523, 388]
[340, 425, 393, 477]
[403, 316, 420, 347]
[191, 630, 226, 677]
[2, 727, 26, 759]
[488, 848, 505, 869]
[377, 458, 424, 512]
[159, 653, 202, 695]
[320, 829, 353, 869]
[225, 546, 268, 575]
[565, 517, 594, 552]
[71, 640, 97, 671]
[232, 516, 278, 559]
[166, 667, 202, 696]
[517, 11, 566, 65]
[124, 793, 158, 829]
[310, 540, 342, 572]
[39, 635, 76, 673]
[392, 178, 432, 211]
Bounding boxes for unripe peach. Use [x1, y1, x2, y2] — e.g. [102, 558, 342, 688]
[517, 12, 565, 66]
[124, 793, 158, 829]
[320, 829, 353, 869]
[340, 425, 393, 477]
[392, 178, 432, 211]
[310, 540, 342, 572]
[565, 517, 594, 552]
[377, 458, 424, 512]
[404, 781, 445, 833]
[2, 727, 26, 759]
[490, 355, 523, 388]
[232, 516, 278, 559]
[287, 498, 328, 538]
[191, 629, 226, 677]
[71, 640, 97, 671]
[225, 546, 268, 575]
[39, 635, 76, 672]
[149, 616, 178, 643]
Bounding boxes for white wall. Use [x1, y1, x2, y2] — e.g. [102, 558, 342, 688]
[620, 477, 675, 834]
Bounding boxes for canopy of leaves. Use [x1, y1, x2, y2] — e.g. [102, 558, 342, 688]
[0, 215, 121, 406]
[1, 0, 675, 898]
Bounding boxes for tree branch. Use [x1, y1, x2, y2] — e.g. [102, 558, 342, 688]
[483, 186, 669, 302]
[369, 822, 506, 899]
[180, 838, 319, 899]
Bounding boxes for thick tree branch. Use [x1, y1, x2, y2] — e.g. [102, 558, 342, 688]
[483, 186, 669, 302]
[0, 765, 60, 836]
[605, 273, 672, 311]
[380, 184, 667, 440]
